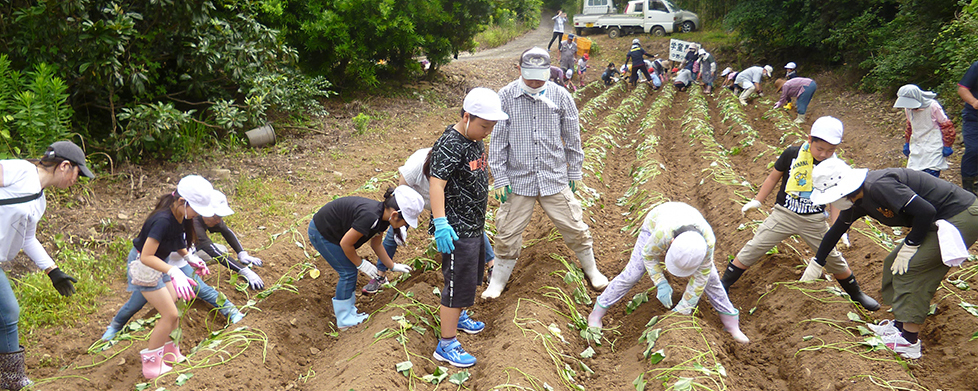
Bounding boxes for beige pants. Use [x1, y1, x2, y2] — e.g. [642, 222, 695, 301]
[494, 187, 593, 259]
[735, 204, 849, 274]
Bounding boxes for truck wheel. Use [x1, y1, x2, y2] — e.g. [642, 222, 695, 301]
[608, 27, 621, 38]
[681, 21, 695, 33]
[576, 27, 584, 36]
[651, 26, 665, 37]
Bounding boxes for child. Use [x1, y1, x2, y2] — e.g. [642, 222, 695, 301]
[587, 202, 749, 344]
[308, 186, 422, 330]
[429, 87, 508, 368]
[126, 175, 214, 379]
[549, 65, 565, 87]
[724, 117, 879, 311]
[785, 62, 798, 79]
[192, 190, 264, 290]
[673, 68, 694, 91]
[576, 54, 589, 88]
[0, 141, 92, 389]
[101, 190, 251, 342]
[893, 84, 956, 178]
[601, 63, 621, 86]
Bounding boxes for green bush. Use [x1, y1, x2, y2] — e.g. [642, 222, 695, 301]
[0, 55, 71, 158]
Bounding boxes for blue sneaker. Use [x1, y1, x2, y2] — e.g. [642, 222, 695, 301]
[433, 339, 476, 368]
[457, 310, 485, 334]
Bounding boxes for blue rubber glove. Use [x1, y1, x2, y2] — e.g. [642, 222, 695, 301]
[902, 143, 910, 157]
[943, 146, 953, 157]
[432, 217, 459, 254]
[655, 280, 673, 308]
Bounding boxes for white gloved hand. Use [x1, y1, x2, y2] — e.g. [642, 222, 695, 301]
[840, 233, 851, 248]
[394, 226, 408, 247]
[184, 253, 211, 276]
[238, 251, 263, 267]
[891, 244, 918, 275]
[239, 267, 265, 290]
[741, 199, 762, 214]
[800, 258, 825, 282]
[357, 259, 380, 279]
[391, 263, 413, 273]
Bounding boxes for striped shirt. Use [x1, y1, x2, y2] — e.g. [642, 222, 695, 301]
[490, 79, 584, 197]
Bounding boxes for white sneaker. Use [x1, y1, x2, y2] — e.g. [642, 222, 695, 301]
[866, 320, 899, 336]
[880, 333, 922, 359]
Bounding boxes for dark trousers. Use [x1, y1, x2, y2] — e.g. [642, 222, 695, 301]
[548, 32, 563, 50]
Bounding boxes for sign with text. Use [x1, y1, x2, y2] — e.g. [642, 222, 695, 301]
[669, 39, 695, 62]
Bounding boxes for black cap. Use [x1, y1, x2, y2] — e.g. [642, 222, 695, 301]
[48, 141, 94, 178]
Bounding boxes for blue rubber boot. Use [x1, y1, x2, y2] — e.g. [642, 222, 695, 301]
[101, 321, 124, 341]
[332, 297, 367, 330]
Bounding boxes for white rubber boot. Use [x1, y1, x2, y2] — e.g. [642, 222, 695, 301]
[481, 258, 516, 299]
[794, 113, 806, 123]
[576, 249, 609, 290]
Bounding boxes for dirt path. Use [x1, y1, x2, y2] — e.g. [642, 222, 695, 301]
[457, 12, 556, 62]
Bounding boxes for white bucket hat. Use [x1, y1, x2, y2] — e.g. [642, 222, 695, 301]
[209, 190, 235, 217]
[463, 87, 509, 121]
[664, 231, 707, 278]
[393, 185, 425, 228]
[809, 157, 868, 205]
[177, 175, 216, 217]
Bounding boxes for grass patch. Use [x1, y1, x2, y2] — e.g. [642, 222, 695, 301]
[475, 22, 533, 50]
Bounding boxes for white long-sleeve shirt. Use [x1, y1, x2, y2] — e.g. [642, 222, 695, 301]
[0, 160, 55, 270]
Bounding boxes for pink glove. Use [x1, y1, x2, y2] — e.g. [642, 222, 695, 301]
[184, 253, 211, 277]
[167, 268, 198, 300]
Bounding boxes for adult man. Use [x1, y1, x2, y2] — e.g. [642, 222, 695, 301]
[559, 35, 578, 77]
[484, 47, 609, 299]
[736, 65, 773, 106]
[957, 60, 978, 193]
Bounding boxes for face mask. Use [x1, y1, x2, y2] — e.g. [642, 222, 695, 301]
[520, 79, 545, 97]
[831, 197, 854, 211]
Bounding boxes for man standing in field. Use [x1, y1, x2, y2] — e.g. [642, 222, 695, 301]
[483, 47, 609, 299]
[957, 60, 978, 194]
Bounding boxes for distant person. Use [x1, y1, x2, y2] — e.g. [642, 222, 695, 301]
[549, 65, 566, 87]
[679, 44, 699, 73]
[721, 68, 739, 92]
[736, 65, 773, 105]
[601, 62, 621, 86]
[810, 158, 978, 359]
[697, 49, 716, 93]
[785, 62, 798, 80]
[587, 202, 749, 344]
[548, 10, 567, 51]
[673, 68, 694, 91]
[624, 39, 654, 89]
[956, 60, 978, 193]
[559, 34, 577, 74]
[893, 84, 956, 178]
[0, 140, 92, 388]
[774, 77, 818, 123]
[576, 54, 589, 88]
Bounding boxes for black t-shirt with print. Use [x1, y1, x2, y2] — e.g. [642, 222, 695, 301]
[133, 209, 187, 259]
[842, 168, 976, 227]
[773, 146, 825, 215]
[428, 125, 488, 238]
[313, 197, 390, 248]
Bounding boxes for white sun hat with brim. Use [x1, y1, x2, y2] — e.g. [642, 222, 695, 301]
[763, 65, 774, 77]
[520, 47, 551, 82]
[463, 87, 509, 121]
[809, 157, 869, 205]
[664, 231, 707, 278]
[209, 190, 235, 217]
[177, 175, 216, 217]
[393, 185, 425, 228]
[893, 84, 936, 109]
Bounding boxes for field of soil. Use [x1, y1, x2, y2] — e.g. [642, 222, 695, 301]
[12, 27, 978, 391]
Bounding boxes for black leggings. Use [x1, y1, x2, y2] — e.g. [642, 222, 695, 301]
[630, 64, 652, 85]
[548, 32, 563, 50]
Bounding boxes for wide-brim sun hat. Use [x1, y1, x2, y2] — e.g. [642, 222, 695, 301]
[209, 190, 235, 217]
[809, 157, 868, 205]
[664, 231, 707, 278]
[393, 185, 425, 228]
[520, 47, 551, 81]
[177, 175, 216, 217]
[893, 84, 935, 109]
[463, 87, 509, 121]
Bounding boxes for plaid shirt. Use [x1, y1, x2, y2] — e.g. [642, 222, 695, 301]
[490, 79, 584, 197]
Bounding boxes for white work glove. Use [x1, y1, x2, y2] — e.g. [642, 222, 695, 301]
[800, 258, 825, 282]
[840, 233, 851, 248]
[184, 253, 211, 277]
[239, 267, 265, 290]
[357, 259, 380, 279]
[167, 267, 198, 301]
[391, 263, 413, 273]
[393, 226, 408, 247]
[238, 251, 263, 267]
[891, 244, 918, 275]
[741, 199, 762, 214]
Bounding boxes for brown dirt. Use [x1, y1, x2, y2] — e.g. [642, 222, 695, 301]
[16, 32, 978, 391]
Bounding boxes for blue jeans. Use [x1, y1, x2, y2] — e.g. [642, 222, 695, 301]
[378, 228, 495, 272]
[309, 221, 358, 300]
[796, 81, 817, 115]
[0, 269, 21, 352]
[110, 259, 238, 329]
[962, 110, 978, 178]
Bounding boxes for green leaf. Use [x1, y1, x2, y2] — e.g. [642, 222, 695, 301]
[374, 328, 390, 339]
[846, 312, 862, 322]
[432, 287, 440, 297]
[448, 370, 471, 385]
[856, 326, 873, 336]
[579, 360, 594, 374]
[175, 372, 193, 385]
[715, 363, 727, 377]
[633, 373, 647, 391]
[395, 361, 413, 377]
[645, 315, 659, 328]
[674, 377, 693, 391]
[581, 346, 595, 358]
[648, 349, 665, 364]
[135, 383, 150, 391]
[422, 366, 449, 384]
[802, 335, 814, 341]
[971, 330, 978, 341]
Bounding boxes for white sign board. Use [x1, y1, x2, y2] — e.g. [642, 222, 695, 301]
[669, 39, 695, 62]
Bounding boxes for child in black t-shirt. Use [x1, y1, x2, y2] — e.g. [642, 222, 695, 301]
[601, 63, 621, 86]
[428, 87, 508, 368]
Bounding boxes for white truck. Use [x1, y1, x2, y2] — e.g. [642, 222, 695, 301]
[573, 0, 700, 38]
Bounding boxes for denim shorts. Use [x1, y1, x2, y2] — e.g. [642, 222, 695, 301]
[125, 247, 171, 292]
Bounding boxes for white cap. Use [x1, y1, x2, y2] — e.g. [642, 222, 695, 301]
[209, 190, 235, 217]
[810, 116, 844, 145]
[785, 62, 797, 69]
[720, 67, 732, 77]
[177, 175, 215, 217]
[763, 65, 773, 77]
[810, 158, 868, 205]
[463, 87, 509, 121]
[664, 231, 707, 278]
[520, 47, 551, 81]
[632, 38, 640, 44]
[393, 185, 425, 228]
